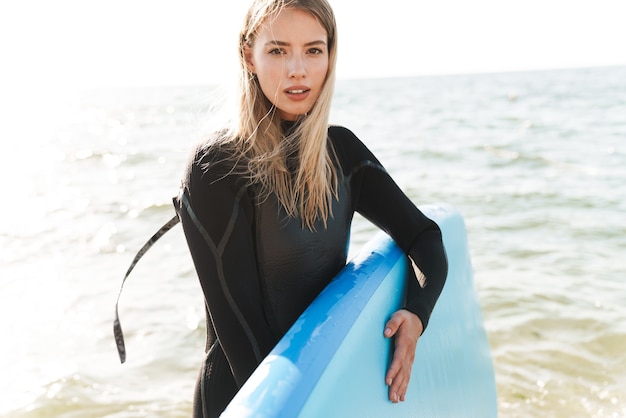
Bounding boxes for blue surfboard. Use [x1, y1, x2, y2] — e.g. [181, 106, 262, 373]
[222, 204, 497, 417]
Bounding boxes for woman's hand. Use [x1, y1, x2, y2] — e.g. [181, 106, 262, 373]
[383, 309, 423, 403]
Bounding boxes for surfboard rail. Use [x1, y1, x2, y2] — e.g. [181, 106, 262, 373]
[222, 204, 497, 417]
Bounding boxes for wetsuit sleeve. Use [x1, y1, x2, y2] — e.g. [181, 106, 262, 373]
[331, 127, 448, 331]
[176, 144, 274, 387]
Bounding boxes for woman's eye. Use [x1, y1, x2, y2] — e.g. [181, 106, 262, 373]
[269, 48, 285, 55]
[308, 48, 324, 55]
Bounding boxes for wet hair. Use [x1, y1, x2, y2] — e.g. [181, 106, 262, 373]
[221, 0, 339, 229]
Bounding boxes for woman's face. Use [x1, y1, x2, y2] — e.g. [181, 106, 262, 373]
[245, 8, 329, 121]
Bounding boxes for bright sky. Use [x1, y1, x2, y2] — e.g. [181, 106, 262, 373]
[2, 0, 625, 91]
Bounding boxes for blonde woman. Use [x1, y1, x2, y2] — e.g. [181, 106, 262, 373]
[177, 0, 448, 416]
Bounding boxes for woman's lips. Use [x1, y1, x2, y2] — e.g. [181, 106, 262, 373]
[285, 87, 310, 101]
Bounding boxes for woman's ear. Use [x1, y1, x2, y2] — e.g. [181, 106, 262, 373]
[244, 44, 256, 74]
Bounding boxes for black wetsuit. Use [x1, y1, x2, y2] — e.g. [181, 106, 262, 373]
[176, 125, 448, 417]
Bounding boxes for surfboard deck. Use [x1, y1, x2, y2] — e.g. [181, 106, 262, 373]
[222, 204, 497, 417]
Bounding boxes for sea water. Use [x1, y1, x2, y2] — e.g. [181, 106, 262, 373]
[1, 66, 625, 417]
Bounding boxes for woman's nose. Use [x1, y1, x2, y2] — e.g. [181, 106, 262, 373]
[287, 55, 306, 78]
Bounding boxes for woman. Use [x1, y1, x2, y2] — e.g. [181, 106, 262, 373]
[177, 0, 448, 416]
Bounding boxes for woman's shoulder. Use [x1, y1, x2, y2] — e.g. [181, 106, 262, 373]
[183, 131, 243, 186]
[328, 124, 378, 165]
[189, 130, 235, 163]
[328, 124, 358, 141]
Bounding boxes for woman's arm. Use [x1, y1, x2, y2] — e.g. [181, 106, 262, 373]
[331, 126, 448, 403]
[178, 145, 275, 386]
[354, 161, 448, 404]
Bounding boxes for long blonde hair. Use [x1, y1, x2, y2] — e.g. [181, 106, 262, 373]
[216, 0, 338, 230]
